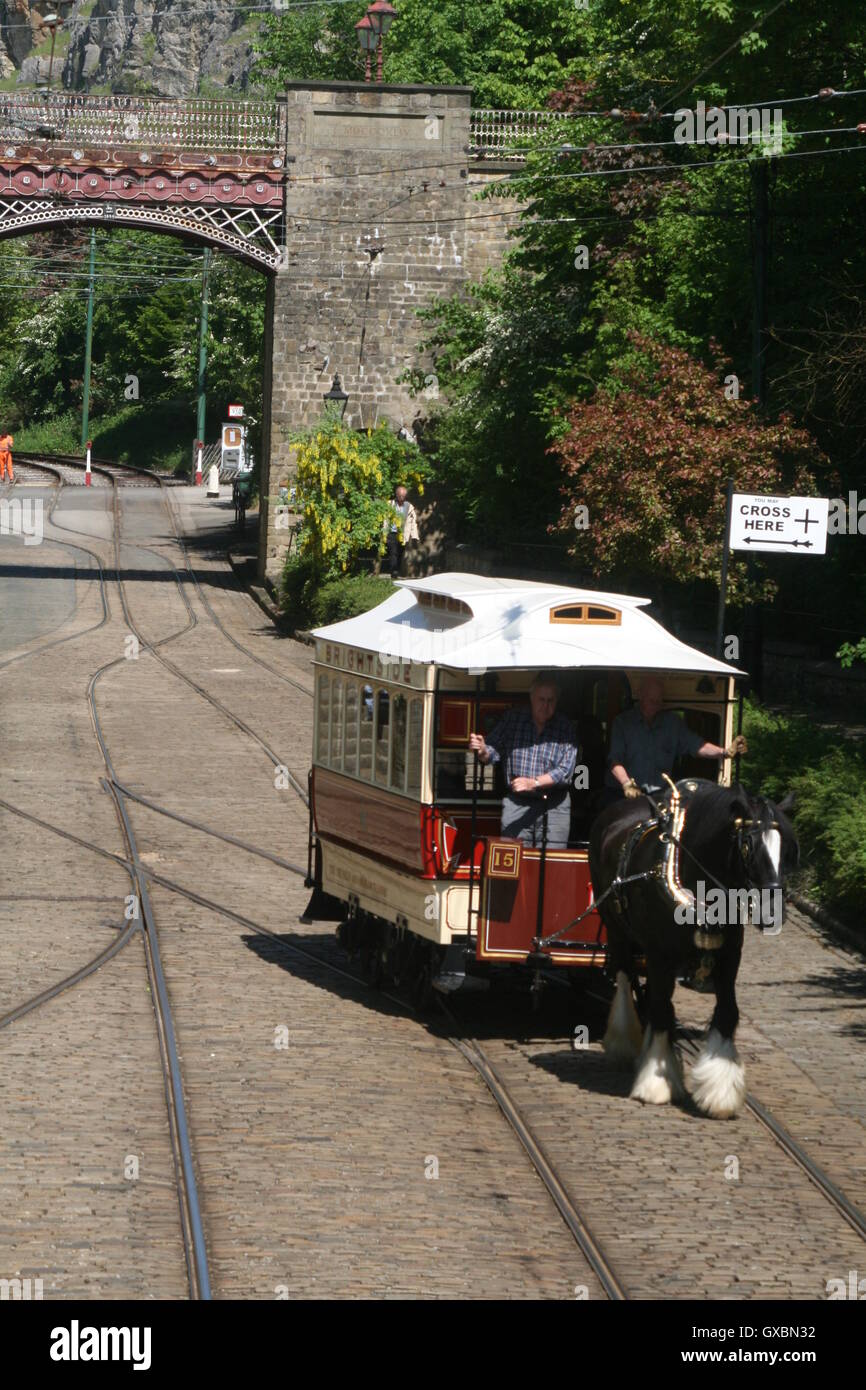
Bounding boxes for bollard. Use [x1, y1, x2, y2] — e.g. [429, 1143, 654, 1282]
[206, 463, 220, 498]
[85, 439, 92, 486]
[195, 439, 203, 486]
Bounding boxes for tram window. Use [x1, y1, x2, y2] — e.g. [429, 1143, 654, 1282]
[375, 689, 390, 786]
[344, 683, 359, 776]
[359, 684, 374, 781]
[391, 693, 408, 793]
[407, 698, 423, 797]
[331, 678, 344, 772]
[316, 675, 330, 764]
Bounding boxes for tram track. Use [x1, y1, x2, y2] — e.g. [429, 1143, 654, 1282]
[1, 458, 212, 1301]
[5, 450, 866, 1298]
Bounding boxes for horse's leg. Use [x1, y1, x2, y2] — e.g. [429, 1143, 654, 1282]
[602, 921, 643, 1067]
[690, 927, 746, 1119]
[631, 955, 686, 1105]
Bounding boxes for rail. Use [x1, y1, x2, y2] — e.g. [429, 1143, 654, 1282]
[469, 108, 573, 158]
[0, 91, 285, 155]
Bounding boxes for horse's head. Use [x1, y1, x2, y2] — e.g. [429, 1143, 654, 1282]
[729, 789, 799, 931]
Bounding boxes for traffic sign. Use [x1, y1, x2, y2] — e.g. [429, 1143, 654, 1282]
[227, 404, 244, 419]
[223, 425, 242, 448]
[729, 494, 829, 555]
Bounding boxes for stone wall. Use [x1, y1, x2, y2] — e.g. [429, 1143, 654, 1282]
[258, 82, 525, 581]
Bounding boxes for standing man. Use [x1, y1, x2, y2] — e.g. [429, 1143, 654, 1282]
[385, 483, 419, 579]
[606, 674, 747, 800]
[469, 675, 578, 848]
[0, 428, 13, 483]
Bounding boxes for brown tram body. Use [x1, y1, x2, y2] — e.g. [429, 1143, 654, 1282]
[304, 575, 740, 993]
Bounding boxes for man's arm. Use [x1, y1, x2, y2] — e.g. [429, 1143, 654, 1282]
[607, 715, 641, 795]
[469, 712, 510, 765]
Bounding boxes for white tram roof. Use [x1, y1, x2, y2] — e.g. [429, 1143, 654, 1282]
[312, 573, 743, 677]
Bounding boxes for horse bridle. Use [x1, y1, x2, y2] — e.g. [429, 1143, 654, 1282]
[732, 813, 781, 885]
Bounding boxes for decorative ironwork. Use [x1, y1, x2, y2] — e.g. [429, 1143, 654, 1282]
[469, 108, 572, 159]
[0, 91, 286, 157]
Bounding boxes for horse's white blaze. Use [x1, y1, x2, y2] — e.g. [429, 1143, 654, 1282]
[764, 827, 781, 876]
[603, 971, 643, 1065]
[630, 1028, 686, 1105]
[690, 1027, 746, 1118]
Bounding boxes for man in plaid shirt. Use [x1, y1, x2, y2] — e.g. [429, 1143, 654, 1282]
[469, 674, 578, 848]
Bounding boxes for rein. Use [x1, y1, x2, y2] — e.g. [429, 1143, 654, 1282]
[534, 778, 767, 951]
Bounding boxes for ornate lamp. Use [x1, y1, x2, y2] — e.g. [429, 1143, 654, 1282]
[323, 374, 349, 419]
[366, 1, 397, 83]
[354, 15, 377, 84]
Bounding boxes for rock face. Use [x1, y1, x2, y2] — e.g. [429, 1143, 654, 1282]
[1, 0, 264, 97]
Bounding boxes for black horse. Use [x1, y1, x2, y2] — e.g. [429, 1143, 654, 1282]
[589, 779, 798, 1118]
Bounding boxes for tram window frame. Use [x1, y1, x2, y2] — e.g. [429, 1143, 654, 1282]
[316, 673, 330, 765]
[344, 682, 359, 777]
[358, 683, 375, 782]
[407, 697, 423, 798]
[331, 676, 344, 773]
[391, 692, 408, 794]
[374, 688, 391, 787]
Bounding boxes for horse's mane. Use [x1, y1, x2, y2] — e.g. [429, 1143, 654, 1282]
[684, 781, 752, 842]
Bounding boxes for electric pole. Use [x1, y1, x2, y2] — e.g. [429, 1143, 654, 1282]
[196, 248, 212, 447]
[80, 227, 96, 449]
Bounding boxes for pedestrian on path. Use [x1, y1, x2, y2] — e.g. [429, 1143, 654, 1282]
[384, 483, 419, 579]
[0, 429, 14, 482]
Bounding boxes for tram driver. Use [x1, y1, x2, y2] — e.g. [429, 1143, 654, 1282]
[604, 674, 748, 802]
[469, 674, 578, 849]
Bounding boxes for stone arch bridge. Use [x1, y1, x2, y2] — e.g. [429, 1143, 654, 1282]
[0, 84, 564, 577]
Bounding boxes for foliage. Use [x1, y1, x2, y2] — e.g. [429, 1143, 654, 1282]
[742, 698, 866, 923]
[0, 230, 266, 462]
[13, 401, 193, 475]
[309, 573, 398, 627]
[549, 334, 826, 595]
[291, 412, 429, 580]
[253, 0, 587, 107]
[280, 551, 396, 628]
[836, 639, 866, 670]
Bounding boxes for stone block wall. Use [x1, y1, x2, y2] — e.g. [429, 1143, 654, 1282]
[259, 81, 526, 580]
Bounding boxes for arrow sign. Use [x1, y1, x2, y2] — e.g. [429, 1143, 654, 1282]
[730, 494, 829, 555]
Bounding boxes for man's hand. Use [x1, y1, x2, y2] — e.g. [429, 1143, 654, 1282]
[468, 732, 486, 758]
[623, 778, 642, 799]
[726, 734, 748, 758]
[510, 776, 538, 794]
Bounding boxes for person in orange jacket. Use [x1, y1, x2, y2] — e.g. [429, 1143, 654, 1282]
[0, 430, 13, 482]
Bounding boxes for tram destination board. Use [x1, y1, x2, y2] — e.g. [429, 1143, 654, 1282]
[729, 493, 830, 554]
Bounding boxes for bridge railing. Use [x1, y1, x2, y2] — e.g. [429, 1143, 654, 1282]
[0, 91, 285, 156]
[469, 108, 573, 159]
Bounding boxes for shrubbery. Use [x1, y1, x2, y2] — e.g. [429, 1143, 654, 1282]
[280, 554, 395, 629]
[743, 698, 866, 924]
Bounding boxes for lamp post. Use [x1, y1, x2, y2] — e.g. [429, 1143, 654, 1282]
[366, 1, 397, 84]
[354, 15, 376, 83]
[323, 374, 349, 420]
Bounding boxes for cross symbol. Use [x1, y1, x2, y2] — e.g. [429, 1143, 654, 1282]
[796, 508, 818, 533]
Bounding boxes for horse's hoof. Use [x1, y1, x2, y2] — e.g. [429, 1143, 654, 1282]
[690, 1028, 746, 1118]
[630, 1029, 686, 1105]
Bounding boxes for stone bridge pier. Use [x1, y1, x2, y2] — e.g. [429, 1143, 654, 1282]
[259, 81, 515, 583]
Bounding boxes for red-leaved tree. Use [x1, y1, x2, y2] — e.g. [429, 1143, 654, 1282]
[550, 335, 830, 599]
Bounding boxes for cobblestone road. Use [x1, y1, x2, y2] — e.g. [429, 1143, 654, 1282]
[1, 481, 863, 1300]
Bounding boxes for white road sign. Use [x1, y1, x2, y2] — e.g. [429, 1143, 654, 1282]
[729, 494, 829, 555]
[227, 403, 244, 419]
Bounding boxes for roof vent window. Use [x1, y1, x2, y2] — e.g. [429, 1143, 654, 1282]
[550, 603, 621, 626]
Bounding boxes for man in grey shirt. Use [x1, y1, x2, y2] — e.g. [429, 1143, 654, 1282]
[606, 675, 747, 799]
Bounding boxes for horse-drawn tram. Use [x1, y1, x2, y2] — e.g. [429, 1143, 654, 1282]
[304, 573, 748, 1002]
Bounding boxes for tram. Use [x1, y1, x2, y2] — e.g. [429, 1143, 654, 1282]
[303, 574, 742, 1000]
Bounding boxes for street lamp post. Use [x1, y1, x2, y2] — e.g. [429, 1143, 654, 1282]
[365, 2, 397, 84]
[354, 15, 376, 83]
[323, 374, 349, 420]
